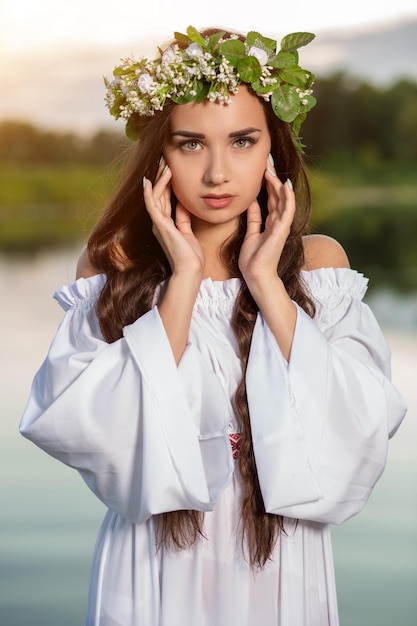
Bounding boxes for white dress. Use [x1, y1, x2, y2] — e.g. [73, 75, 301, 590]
[20, 268, 407, 626]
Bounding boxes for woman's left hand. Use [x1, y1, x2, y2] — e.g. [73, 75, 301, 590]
[238, 156, 295, 286]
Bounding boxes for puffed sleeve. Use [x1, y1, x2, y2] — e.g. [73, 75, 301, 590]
[19, 275, 233, 523]
[246, 268, 407, 525]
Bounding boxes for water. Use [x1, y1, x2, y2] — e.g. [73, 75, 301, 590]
[1, 250, 416, 626]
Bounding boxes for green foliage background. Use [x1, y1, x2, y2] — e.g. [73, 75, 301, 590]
[1, 73, 416, 291]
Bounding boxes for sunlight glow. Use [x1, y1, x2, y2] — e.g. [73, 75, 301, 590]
[2, 0, 417, 53]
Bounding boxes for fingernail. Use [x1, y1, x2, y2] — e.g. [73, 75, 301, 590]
[162, 164, 169, 175]
[268, 153, 275, 166]
[158, 155, 164, 166]
[286, 178, 293, 190]
[143, 176, 147, 189]
[267, 167, 276, 177]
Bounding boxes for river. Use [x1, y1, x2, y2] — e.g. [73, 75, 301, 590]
[0, 249, 416, 626]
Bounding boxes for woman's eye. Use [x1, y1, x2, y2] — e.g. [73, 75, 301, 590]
[234, 138, 254, 148]
[182, 140, 202, 151]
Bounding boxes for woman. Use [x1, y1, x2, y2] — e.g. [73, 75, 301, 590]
[20, 26, 407, 626]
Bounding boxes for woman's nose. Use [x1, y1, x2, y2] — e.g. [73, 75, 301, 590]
[203, 150, 230, 185]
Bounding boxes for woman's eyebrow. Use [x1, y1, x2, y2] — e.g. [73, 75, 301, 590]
[170, 127, 262, 139]
[228, 127, 262, 138]
[171, 130, 206, 138]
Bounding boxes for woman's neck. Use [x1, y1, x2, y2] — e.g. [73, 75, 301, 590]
[203, 261, 234, 281]
[192, 218, 238, 281]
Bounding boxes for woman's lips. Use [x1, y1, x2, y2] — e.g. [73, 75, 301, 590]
[202, 195, 235, 208]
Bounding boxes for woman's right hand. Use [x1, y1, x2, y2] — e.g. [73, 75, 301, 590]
[143, 161, 205, 279]
[144, 160, 204, 364]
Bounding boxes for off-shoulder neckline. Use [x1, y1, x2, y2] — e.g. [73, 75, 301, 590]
[54, 267, 369, 311]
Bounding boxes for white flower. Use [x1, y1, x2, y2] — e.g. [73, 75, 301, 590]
[248, 46, 268, 66]
[138, 73, 153, 94]
[187, 65, 201, 76]
[185, 43, 204, 58]
[162, 47, 176, 64]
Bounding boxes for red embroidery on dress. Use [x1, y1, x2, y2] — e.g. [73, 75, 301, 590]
[229, 433, 241, 459]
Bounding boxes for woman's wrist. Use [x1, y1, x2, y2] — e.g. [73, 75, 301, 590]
[244, 270, 282, 300]
[245, 274, 297, 362]
[170, 265, 204, 288]
[158, 271, 202, 365]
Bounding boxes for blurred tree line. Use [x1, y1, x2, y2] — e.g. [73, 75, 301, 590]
[301, 74, 417, 291]
[0, 72, 416, 290]
[303, 73, 417, 169]
[1, 72, 416, 168]
[0, 123, 127, 165]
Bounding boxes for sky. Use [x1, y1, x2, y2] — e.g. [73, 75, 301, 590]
[2, 0, 417, 51]
[1, 0, 417, 132]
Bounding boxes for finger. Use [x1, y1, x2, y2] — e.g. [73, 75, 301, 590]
[153, 162, 172, 191]
[245, 200, 262, 236]
[281, 178, 296, 217]
[154, 155, 165, 178]
[142, 176, 154, 206]
[143, 169, 172, 219]
[265, 153, 277, 179]
[265, 171, 295, 221]
[143, 178, 165, 224]
[264, 172, 284, 207]
[175, 203, 193, 234]
[264, 158, 284, 200]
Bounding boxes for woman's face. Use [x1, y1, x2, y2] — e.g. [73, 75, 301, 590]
[163, 86, 271, 237]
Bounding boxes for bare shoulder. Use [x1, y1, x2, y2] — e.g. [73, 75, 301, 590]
[302, 234, 350, 271]
[76, 245, 100, 279]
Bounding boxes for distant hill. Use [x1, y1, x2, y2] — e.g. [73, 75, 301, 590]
[306, 18, 417, 84]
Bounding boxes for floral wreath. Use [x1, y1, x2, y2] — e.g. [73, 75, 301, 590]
[105, 26, 316, 150]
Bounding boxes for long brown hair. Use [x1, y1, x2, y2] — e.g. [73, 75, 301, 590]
[88, 31, 315, 568]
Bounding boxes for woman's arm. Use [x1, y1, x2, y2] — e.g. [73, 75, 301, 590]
[239, 157, 351, 361]
[245, 233, 351, 362]
[19, 277, 232, 523]
[143, 164, 205, 364]
[246, 266, 407, 525]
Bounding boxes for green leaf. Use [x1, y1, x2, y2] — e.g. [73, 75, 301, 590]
[237, 56, 262, 83]
[171, 89, 196, 104]
[125, 116, 142, 140]
[109, 94, 126, 118]
[280, 32, 315, 52]
[271, 85, 300, 122]
[301, 94, 317, 112]
[304, 70, 315, 89]
[171, 94, 190, 104]
[220, 39, 246, 69]
[247, 31, 277, 53]
[251, 78, 279, 94]
[196, 81, 210, 103]
[292, 113, 305, 137]
[113, 66, 127, 77]
[219, 39, 246, 57]
[186, 26, 207, 47]
[113, 60, 145, 77]
[268, 51, 297, 69]
[206, 31, 226, 51]
[278, 66, 310, 88]
[174, 31, 191, 45]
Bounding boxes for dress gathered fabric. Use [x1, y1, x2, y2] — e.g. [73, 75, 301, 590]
[20, 268, 407, 626]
